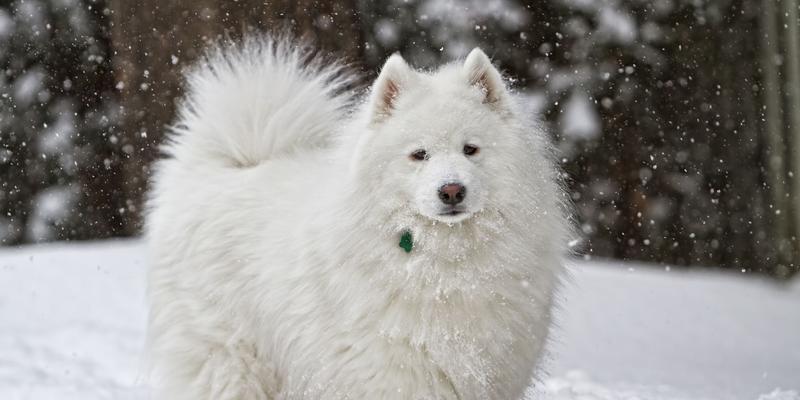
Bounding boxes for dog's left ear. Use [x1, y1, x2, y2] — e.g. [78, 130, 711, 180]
[463, 48, 507, 105]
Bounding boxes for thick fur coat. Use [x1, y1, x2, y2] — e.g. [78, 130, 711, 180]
[146, 37, 569, 399]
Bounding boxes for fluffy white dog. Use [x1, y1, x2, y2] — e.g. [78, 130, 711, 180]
[146, 37, 569, 400]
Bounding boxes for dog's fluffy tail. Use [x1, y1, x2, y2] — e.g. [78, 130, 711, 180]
[165, 36, 356, 167]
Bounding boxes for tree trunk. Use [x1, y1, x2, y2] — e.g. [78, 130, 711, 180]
[784, 0, 800, 277]
[761, 0, 792, 272]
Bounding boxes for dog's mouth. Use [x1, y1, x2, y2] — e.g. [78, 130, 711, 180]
[432, 207, 472, 223]
[438, 207, 466, 216]
[438, 209, 464, 216]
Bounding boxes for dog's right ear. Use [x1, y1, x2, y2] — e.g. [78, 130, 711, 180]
[463, 48, 507, 106]
[369, 53, 413, 123]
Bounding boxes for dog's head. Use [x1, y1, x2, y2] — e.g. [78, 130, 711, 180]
[351, 49, 545, 233]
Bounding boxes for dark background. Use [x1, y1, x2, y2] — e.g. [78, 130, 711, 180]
[1, 0, 798, 279]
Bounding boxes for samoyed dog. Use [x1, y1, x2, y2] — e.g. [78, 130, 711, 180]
[147, 37, 569, 400]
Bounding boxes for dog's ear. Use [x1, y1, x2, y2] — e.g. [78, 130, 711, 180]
[463, 48, 506, 105]
[370, 53, 414, 123]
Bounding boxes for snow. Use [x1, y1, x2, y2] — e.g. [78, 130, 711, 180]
[597, 7, 637, 44]
[25, 185, 78, 242]
[12, 68, 45, 107]
[559, 0, 637, 44]
[0, 241, 798, 400]
[374, 18, 400, 47]
[38, 105, 76, 156]
[0, 9, 13, 38]
[561, 90, 601, 140]
[538, 261, 800, 400]
[0, 241, 147, 400]
[418, 0, 528, 58]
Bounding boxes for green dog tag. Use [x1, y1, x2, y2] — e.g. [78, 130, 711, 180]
[399, 231, 413, 253]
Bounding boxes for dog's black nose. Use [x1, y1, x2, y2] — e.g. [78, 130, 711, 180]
[438, 183, 466, 205]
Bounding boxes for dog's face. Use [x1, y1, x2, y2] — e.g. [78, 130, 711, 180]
[353, 49, 524, 227]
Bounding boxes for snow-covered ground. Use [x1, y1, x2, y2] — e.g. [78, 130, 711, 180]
[0, 241, 798, 400]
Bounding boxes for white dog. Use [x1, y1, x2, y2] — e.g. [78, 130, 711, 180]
[146, 37, 569, 400]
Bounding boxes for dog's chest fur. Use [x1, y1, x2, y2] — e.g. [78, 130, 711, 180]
[267, 222, 550, 399]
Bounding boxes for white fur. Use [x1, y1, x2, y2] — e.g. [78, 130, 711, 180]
[146, 37, 569, 400]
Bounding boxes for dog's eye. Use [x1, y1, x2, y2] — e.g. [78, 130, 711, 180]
[463, 144, 479, 156]
[410, 149, 428, 161]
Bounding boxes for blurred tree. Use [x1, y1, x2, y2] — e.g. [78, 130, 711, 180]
[0, 0, 120, 244]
